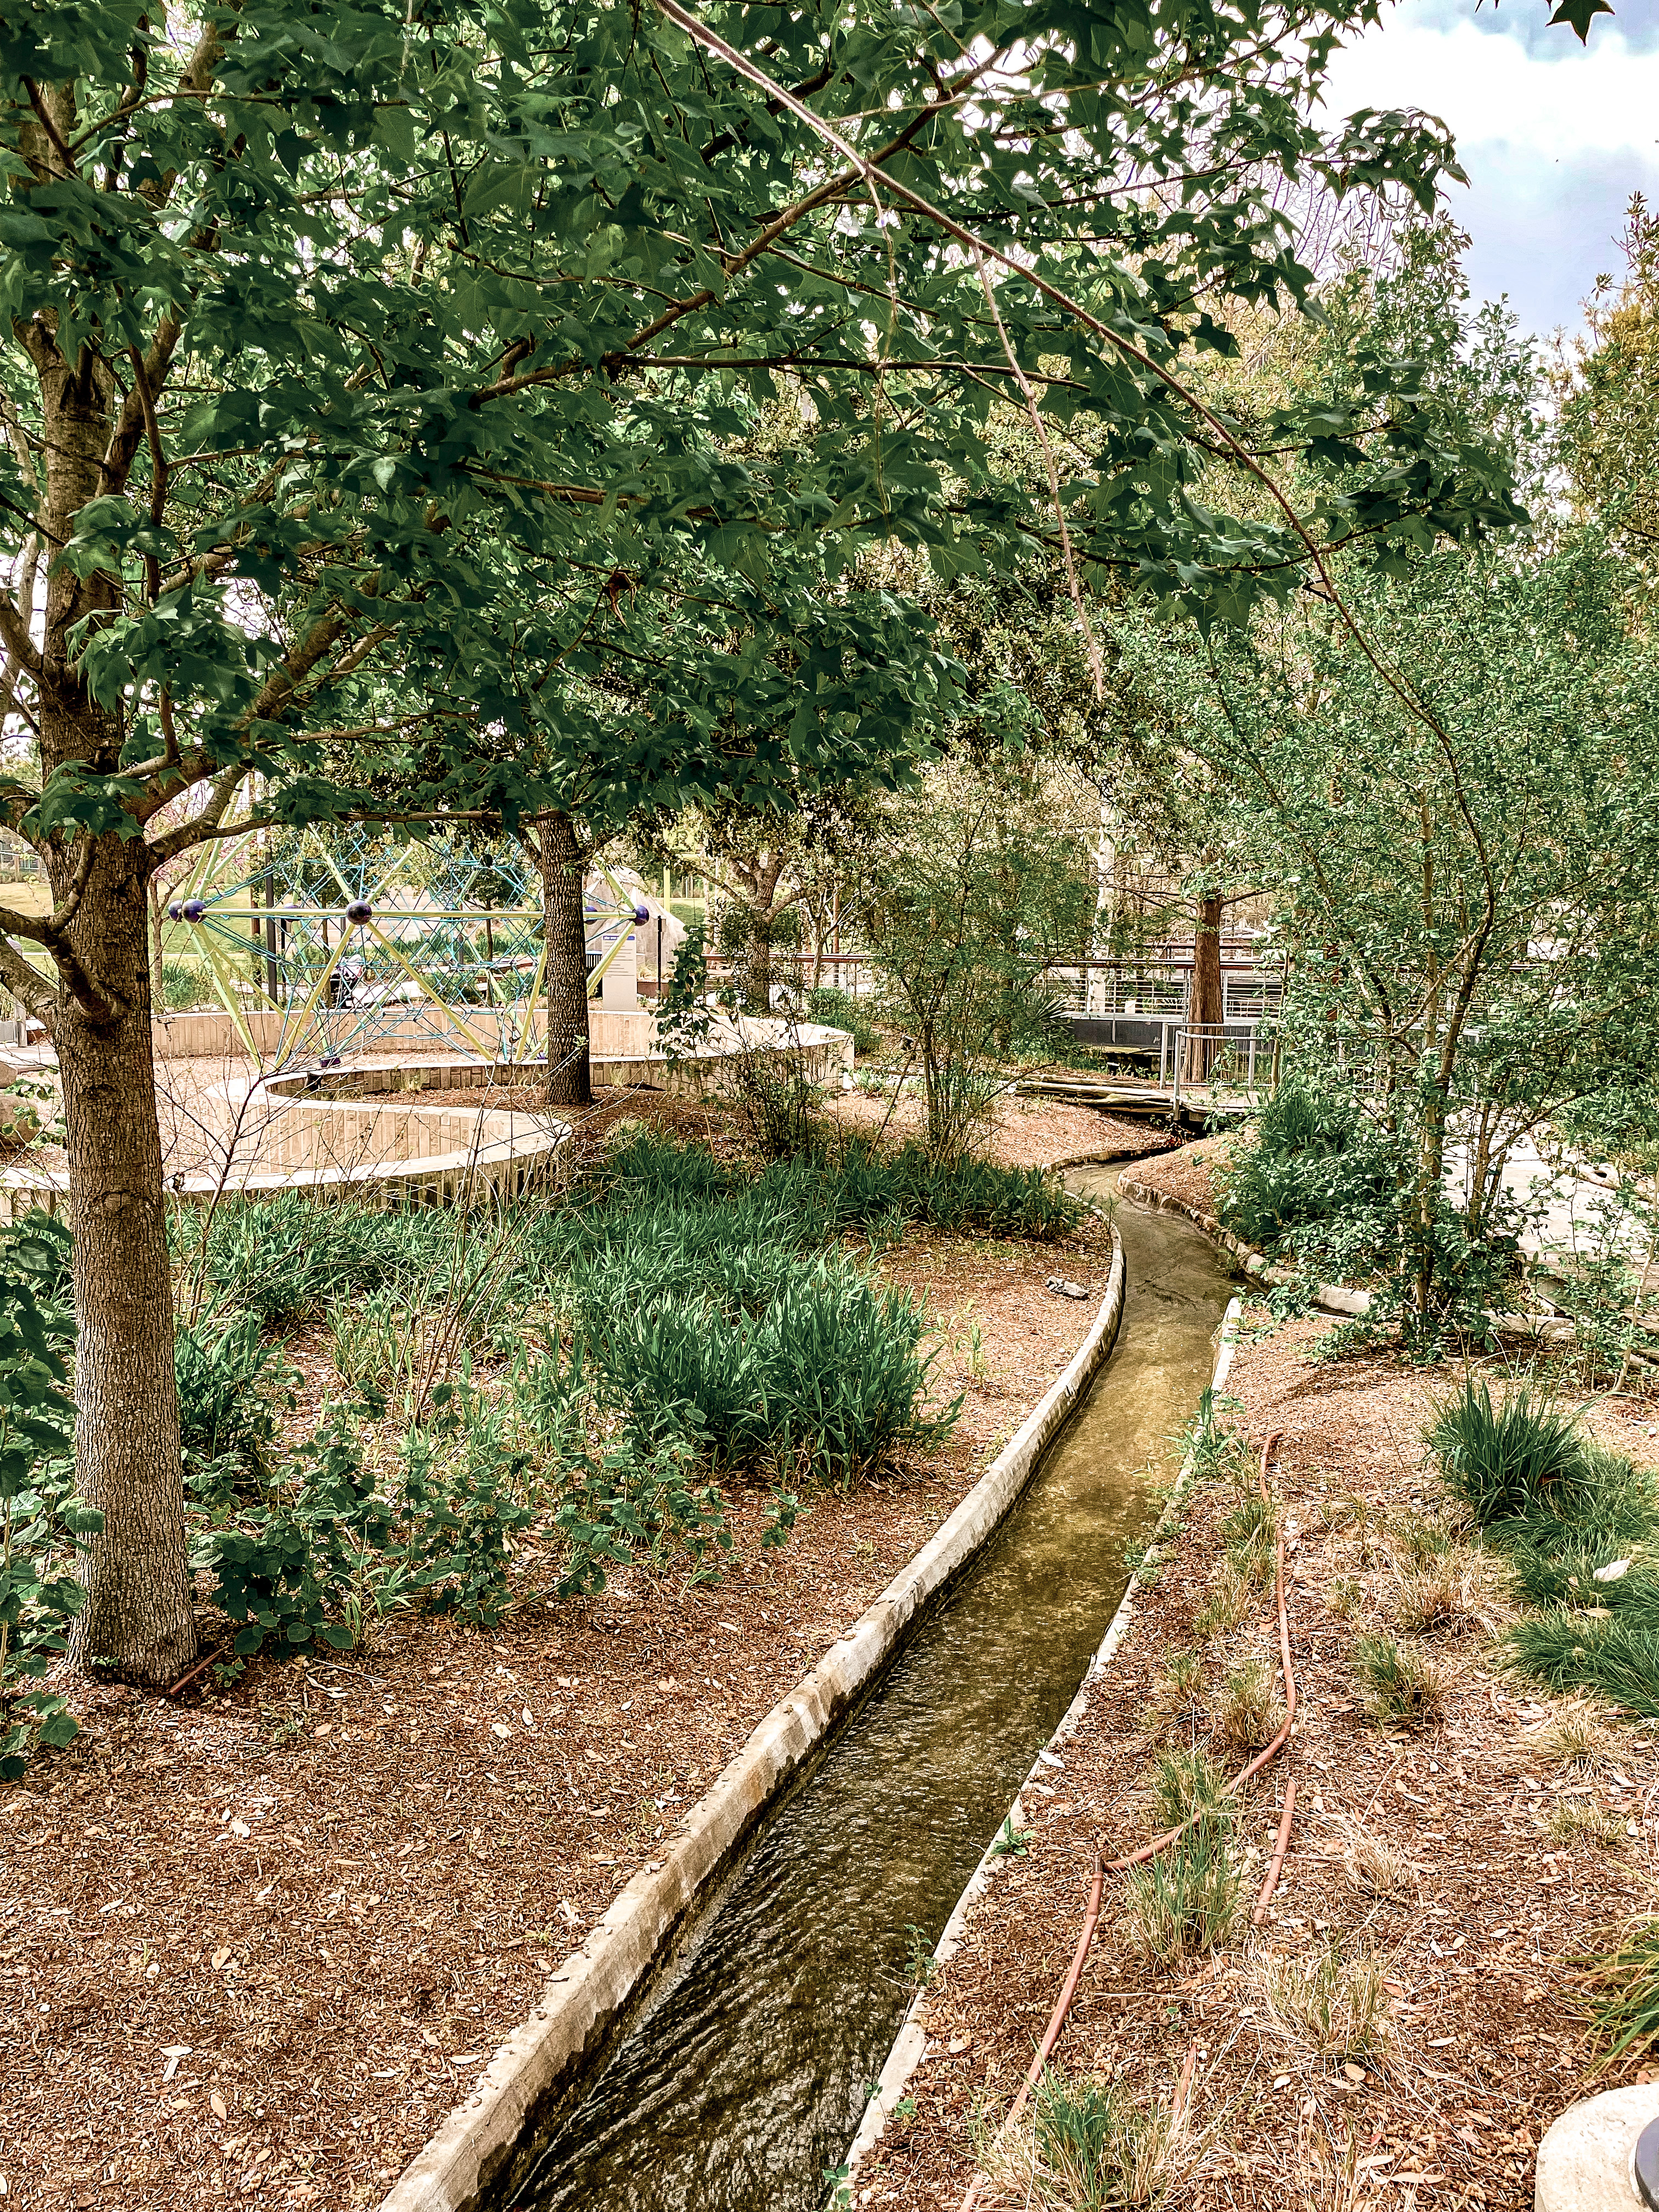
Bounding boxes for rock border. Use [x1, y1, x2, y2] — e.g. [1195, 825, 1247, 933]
[842, 1287, 1244, 2179]
[379, 1228, 1128, 2212]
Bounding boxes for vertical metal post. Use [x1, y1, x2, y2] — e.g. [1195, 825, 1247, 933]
[1247, 1025, 1256, 1087]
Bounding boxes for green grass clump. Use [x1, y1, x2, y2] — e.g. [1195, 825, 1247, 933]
[1123, 1821, 1240, 1963]
[1586, 1918, 1659, 2064]
[1423, 1380, 1659, 1711]
[1426, 1381, 1654, 1548]
[1508, 1616, 1659, 1718]
[1022, 2067, 1186, 2210]
[1221, 1491, 1276, 1588]
[1150, 1745, 1228, 1831]
[1351, 1632, 1444, 1728]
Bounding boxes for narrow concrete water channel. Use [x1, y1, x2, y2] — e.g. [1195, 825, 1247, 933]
[509, 1170, 1233, 2212]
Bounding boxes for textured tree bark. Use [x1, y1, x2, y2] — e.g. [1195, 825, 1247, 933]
[23, 268, 197, 1682]
[1187, 883, 1224, 1082]
[60, 839, 194, 1682]
[537, 810, 592, 1110]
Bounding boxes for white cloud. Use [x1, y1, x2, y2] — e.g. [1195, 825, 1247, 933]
[1318, 1, 1659, 332]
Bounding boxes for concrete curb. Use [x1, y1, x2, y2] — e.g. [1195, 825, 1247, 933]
[379, 1229, 1128, 2212]
[843, 1290, 1244, 2180]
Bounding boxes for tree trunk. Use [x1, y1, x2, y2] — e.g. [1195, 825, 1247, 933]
[29, 313, 195, 1683]
[1187, 884, 1224, 1082]
[62, 840, 195, 1682]
[537, 810, 591, 1110]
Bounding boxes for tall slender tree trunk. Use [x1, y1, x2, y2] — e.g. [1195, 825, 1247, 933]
[537, 810, 591, 1110]
[30, 333, 195, 1681]
[61, 840, 193, 1681]
[1187, 877, 1224, 1082]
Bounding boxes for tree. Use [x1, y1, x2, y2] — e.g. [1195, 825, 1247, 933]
[1198, 532, 1659, 1319]
[864, 763, 1093, 1159]
[0, 0, 1521, 1678]
[1556, 193, 1659, 611]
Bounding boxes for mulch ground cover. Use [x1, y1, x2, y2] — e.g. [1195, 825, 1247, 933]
[0, 1088, 1158, 2212]
[857, 1151, 1659, 2212]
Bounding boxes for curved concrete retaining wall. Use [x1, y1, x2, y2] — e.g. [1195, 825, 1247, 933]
[844, 1289, 1245, 2177]
[1116, 1166, 1374, 1318]
[379, 1228, 1127, 2212]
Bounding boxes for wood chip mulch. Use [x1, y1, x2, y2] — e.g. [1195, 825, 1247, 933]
[856, 1308, 1659, 2212]
[0, 1117, 1164, 2212]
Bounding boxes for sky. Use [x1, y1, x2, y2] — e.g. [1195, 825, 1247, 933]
[1319, 0, 1659, 335]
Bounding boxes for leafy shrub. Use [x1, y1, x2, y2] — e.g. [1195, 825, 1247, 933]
[176, 1308, 291, 1487]
[1217, 1080, 1397, 1258]
[0, 1215, 95, 1776]
[806, 985, 880, 1057]
[194, 1381, 535, 1655]
[396, 1384, 537, 1624]
[193, 1408, 397, 1655]
[161, 958, 214, 1011]
[721, 1041, 823, 1163]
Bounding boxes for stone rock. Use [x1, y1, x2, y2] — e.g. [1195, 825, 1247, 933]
[1535, 2081, 1659, 2210]
[0, 1091, 41, 1143]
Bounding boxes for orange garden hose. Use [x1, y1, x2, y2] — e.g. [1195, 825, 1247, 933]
[959, 1429, 1296, 2209]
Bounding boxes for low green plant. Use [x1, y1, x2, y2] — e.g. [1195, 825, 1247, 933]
[1182, 1388, 1251, 1488]
[326, 1290, 417, 1394]
[1585, 1918, 1659, 2066]
[1012, 2067, 1186, 2211]
[989, 1816, 1033, 1858]
[0, 1216, 97, 1776]
[1123, 1822, 1240, 1963]
[175, 1308, 292, 1488]
[1259, 1935, 1390, 2061]
[1216, 1079, 1397, 1267]
[1351, 1632, 1444, 1728]
[806, 984, 880, 1057]
[903, 1922, 937, 1988]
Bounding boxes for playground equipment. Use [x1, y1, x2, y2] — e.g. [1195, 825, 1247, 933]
[156, 822, 671, 1067]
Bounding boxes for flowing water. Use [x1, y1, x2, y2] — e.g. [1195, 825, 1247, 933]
[511, 1170, 1232, 2212]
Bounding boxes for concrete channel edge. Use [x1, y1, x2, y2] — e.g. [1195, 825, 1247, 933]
[380, 1227, 1128, 2212]
[843, 1285, 1246, 2185]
